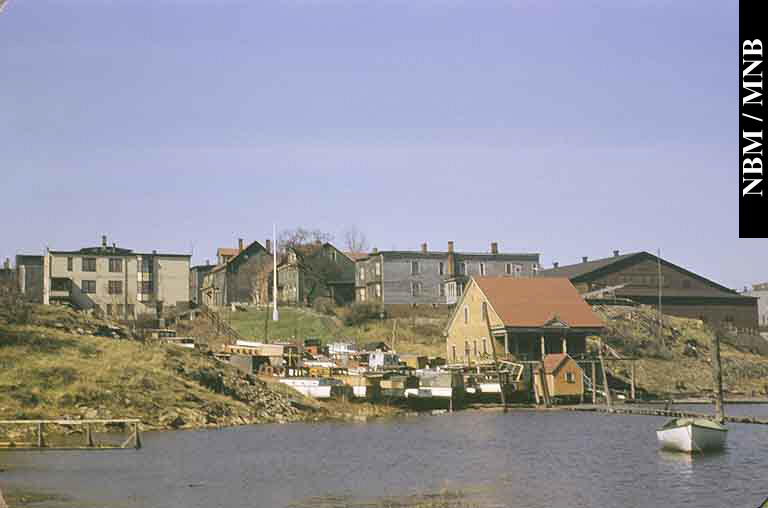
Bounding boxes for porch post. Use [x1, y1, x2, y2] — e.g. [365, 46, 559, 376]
[540, 335, 546, 359]
[562, 334, 567, 354]
[503, 332, 509, 359]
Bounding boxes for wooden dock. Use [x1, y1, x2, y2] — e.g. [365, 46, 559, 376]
[0, 419, 142, 450]
[570, 405, 768, 425]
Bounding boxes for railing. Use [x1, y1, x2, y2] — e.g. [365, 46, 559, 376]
[200, 304, 247, 344]
[0, 419, 141, 450]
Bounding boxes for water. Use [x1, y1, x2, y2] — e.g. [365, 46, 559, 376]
[2, 405, 768, 508]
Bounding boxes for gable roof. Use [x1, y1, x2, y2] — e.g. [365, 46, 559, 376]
[542, 353, 569, 374]
[474, 277, 604, 329]
[538, 251, 741, 297]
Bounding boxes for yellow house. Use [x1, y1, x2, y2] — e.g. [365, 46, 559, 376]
[534, 353, 584, 400]
[444, 276, 604, 364]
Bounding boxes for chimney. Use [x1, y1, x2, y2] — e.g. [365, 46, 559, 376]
[447, 241, 454, 253]
[3, 258, 9, 270]
[102, 235, 107, 247]
[112, 242, 116, 249]
[613, 249, 620, 257]
[420, 242, 428, 253]
[206, 259, 210, 266]
[372, 247, 378, 254]
[238, 238, 244, 251]
[582, 256, 588, 263]
[553, 262, 559, 268]
[490, 242, 498, 255]
[152, 250, 157, 255]
[265, 239, 272, 253]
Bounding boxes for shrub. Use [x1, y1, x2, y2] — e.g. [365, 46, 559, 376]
[341, 303, 380, 326]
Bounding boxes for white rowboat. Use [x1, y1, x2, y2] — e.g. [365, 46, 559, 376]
[656, 417, 727, 453]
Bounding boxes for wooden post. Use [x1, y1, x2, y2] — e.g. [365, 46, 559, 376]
[134, 422, 142, 449]
[538, 366, 552, 408]
[484, 311, 507, 411]
[630, 360, 636, 401]
[85, 424, 94, 447]
[503, 332, 509, 359]
[711, 329, 725, 423]
[591, 361, 597, 404]
[540, 335, 546, 359]
[562, 335, 567, 354]
[37, 422, 45, 448]
[598, 337, 613, 410]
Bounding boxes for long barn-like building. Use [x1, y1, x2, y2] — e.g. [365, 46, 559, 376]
[538, 251, 759, 330]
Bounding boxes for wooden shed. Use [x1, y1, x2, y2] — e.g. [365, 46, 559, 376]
[534, 353, 583, 401]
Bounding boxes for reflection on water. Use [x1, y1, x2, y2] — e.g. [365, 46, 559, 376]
[2, 408, 768, 508]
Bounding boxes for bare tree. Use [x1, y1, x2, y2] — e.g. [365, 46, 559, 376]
[278, 228, 333, 254]
[343, 225, 368, 253]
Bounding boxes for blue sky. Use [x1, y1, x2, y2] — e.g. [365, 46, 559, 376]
[1, 0, 760, 290]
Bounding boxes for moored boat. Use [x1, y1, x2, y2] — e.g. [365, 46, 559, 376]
[656, 417, 727, 453]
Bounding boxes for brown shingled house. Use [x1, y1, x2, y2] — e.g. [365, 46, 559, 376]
[538, 251, 758, 330]
[444, 277, 604, 364]
[534, 353, 584, 400]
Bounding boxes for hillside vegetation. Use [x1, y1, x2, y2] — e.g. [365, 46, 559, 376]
[0, 305, 393, 442]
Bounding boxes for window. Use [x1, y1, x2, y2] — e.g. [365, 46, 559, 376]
[513, 264, 523, 277]
[126, 304, 135, 316]
[482, 338, 488, 355]
[473, 340, 478, 358]
[375, 262, 381, 276]
[359, 288, 367, 302]
[82, 257, 97, 272]
[458, 262, 466, 275]
[452, 345, 457, 362]
[359, 267, 365, 281]
[51, 278, 70, 291]
[331, 251, 337, 262]
[505, 263, 512, 275]
[375, 284, 381, 298]
[139, 257, 153, 273]
[439, 284, 445, 297]
[464, 341, 470, 360]
[109, 258, 123, 273]
[439, 262, 444, 276]
[411, 281, 422, 297]
[482, 301, 488, 321]
[139, 281, 153, 293]
[565, 372, 576, 383]
[479, 263, 486, 276]
[106, 304, 113, 315]
[411, 261, 419, 275]
[82, 280, 96, 293]
[463, 306, 469, 324]
[108, 280, 123, 295]
[67, 257, 73, 271]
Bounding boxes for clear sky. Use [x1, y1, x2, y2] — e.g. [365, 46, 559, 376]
[1, 0, 762, 290]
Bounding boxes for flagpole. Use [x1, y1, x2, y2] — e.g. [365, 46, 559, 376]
[273, 224, 279, 321]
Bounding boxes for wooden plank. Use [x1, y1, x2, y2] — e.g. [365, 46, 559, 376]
[0, 419, 140, 425]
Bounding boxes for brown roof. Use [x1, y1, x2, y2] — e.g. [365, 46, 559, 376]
[344, 251, 369, 261]
[217, 247, 239, 257]
[474, 277, 604, 329]
[542, 353, 569, 374]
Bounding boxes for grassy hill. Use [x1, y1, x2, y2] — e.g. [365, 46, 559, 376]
[0, 305, 395, 443]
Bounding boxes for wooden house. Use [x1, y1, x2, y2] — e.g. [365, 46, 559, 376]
[444, 276, 605, 363]
[534, 353, 584, 401]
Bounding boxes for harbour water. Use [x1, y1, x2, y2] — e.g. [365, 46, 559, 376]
[2, 405, 768, 508]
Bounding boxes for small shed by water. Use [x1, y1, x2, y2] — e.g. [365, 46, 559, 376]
[534, 353, 584, 400]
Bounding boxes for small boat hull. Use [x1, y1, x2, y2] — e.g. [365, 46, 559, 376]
[656, 418, 727, 453]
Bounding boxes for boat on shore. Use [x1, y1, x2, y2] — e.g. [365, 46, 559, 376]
[656, 417, 727, 453]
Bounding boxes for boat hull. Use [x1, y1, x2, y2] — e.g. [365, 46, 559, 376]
[656, 422, 727, 453]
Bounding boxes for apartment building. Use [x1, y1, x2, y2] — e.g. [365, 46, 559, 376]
[354, 241, 540, 307]
[17, 236, 190, 318]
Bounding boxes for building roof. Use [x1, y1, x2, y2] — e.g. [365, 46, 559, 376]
[542, 353, 571, 374]
[343, 251, 369, 261]
[356, 250, 539, 262]
[217, 247, 239, 258]
[539, 252, 640, 279]
[538, 251, 743, 298]
[474, 276, 604, 329]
